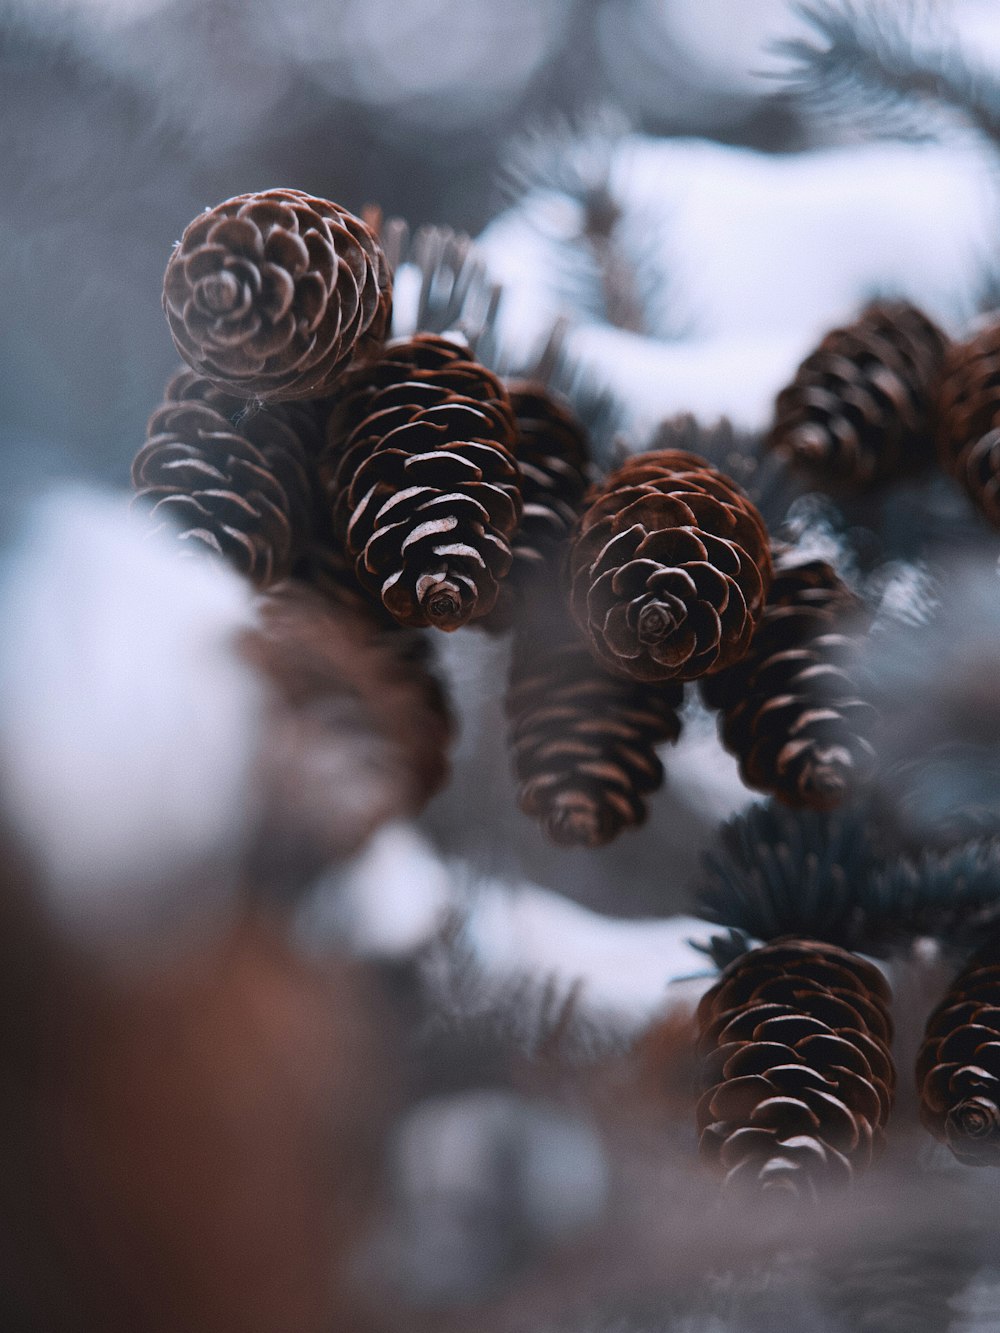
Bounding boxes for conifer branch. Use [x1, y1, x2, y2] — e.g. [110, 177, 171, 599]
[777, 1, 1000, 147]
[698, 799, 1000, 962]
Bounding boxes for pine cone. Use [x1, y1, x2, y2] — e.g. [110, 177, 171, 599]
[937, 317, 1000, 528]
[700, 555, 876, 810]
[293, 531, 394, 626]
[916, 938, 1000, 1166]
[696, 939, 895, 1196]
[163, 189, 391, 402]
[132, 367, 320, 586]
[483, 380, 591, 630]
[244, 583, 452, 885]
[507, 381, 590, 568]
[568, 449, 771, 683]
[768, 301, 948, 491]
[649, 414, 798, 534]
[505, 599, 682, 848]
[322, 334, 521, 631]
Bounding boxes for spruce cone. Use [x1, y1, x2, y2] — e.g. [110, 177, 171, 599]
[483, 381, 591, 630]
[568, 449, 771, 683]
[245, 583, 452, 884]
[507, 381, 590, 574]
[163, 189, 391, 401]
[506, 601, 683, 848]
[697, 939, 894, 1196]
[768, 301, 948, 490]
[322, 334, 521, 631]
[293, 531, 394, 627]
[700, 555, 876, 811]
[937, 317, 1000, 527]
[132, 367, 319, 586]
[916, 939, 1000, 1166]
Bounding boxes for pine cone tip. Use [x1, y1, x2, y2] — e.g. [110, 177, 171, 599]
[918, 941, 1000, 1166]
[543, 797, 608, 849]
[946, 1099, 1000, 1165]
[417, 576, 472, 632]
[793, 756, 850, 810]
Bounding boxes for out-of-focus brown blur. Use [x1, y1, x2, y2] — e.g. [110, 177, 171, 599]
[9, 1, 1000, 1329]
[0, 883, 394, 1332]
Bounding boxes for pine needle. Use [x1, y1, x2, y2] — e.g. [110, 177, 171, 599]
[776, 0, 1000, 148]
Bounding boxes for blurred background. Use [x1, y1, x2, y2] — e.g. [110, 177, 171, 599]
[0, 0, 806, 497]
[5, 1, 1000, 1329]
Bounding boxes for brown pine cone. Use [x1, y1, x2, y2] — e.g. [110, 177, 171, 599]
[132, 367, 320, 587]
[767, 301, 948, 491]
[937, 317, 1000, 527]
[163, 189, 391, 402]
[483, 381, 591, 631]
[507, 381, 591, 573]
[322, 334, 521, 631]
[700, 554, 876, 811]
[696, 938, 894, 1196]
[568, 449, 771, 683]
[916, 938, 1000, 1166]
[293, 532, 395, 628]
[244, 583, 452, 885]
[506, 598, 682, 848]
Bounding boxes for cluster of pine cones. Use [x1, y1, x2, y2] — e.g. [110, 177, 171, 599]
[693, 298, 1000, 1197]
[134, 188, 905, 854]
[688, 302, 1000, 1200]
[768, 297, 1000, 524]
[692, 930, 1000, 1199]
[133, 191, 1000, 1201]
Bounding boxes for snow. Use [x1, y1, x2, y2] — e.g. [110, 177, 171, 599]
[335, 822, 716, 1025]
[0, 488, 263, 941]
[479, 135, 1000, 432]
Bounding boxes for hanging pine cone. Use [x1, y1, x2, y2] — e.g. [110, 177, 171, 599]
[916, 938, 1000, 1166]
[696, 939, 894, 1196]
[568, 449, 771, 683]
[505, 597, 682, 848]
[244, 582, 452, 885]
[321, 334, 521, 631]
[767, 301, 948, 491]
[507, 381, 591, 571]
[483, 380, 591, 630]
[132, 367, 320, 586]
[163, 189, 391, 402]
[937, 317, 1000, 528]
[700, 554, 876, 811]
[293, 529, 394, 627]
